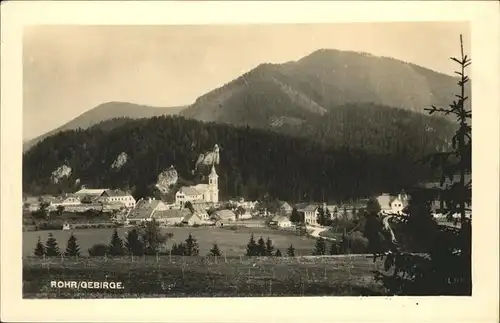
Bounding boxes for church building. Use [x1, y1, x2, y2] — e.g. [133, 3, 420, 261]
[175, 165, 219, 206]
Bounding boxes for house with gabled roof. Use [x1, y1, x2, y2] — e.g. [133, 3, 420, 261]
[126, 198, 164, 225]
[296, 204, 320, 226]
[74, 188, 108, 197]
[100, 189, 136, 208]
[269, 214, 293, 228]
[182, 213, 203, 226]
[278, 201, 293, 215]
[153, 209, 191, 226]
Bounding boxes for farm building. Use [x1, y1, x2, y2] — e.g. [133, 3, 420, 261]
[211, 209, 236, 227]
[182, 213, 203, 226]
[154, 209, 191, 226]
[278, 201, 293, 215]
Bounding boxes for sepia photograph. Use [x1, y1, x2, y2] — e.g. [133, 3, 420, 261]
[21, 22, 473, 298]
[1, 1, 499, 323]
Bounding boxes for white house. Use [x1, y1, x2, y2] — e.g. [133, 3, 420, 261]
[100, 189, 136, 208]
[270, 215, 292, 228]
[376, 192, 409, 215]
[297, 204, 319, 226]
[50, 195, 82, 209]
[175, 165, 219, 206]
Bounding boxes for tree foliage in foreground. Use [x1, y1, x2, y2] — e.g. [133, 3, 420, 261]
[373, 35, 472, 295]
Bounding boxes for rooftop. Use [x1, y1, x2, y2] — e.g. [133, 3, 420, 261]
[179, 186, 201, 196]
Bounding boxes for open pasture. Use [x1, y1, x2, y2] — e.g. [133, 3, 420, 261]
[23, 226, 318, 257]
[23, 255, 387, 298]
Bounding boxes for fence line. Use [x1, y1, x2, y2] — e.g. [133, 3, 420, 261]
[24, 253, 384, 266]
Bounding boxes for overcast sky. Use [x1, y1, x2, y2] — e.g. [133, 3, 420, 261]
[23, 22, 470, 140]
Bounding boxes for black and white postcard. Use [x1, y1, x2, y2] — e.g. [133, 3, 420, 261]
[1, 1, 499, 323]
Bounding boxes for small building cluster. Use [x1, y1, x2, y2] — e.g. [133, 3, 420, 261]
[23, 187, 137, 213]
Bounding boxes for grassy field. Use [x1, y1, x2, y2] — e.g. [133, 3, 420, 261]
[23, 255, 387, 298]
[23, 226, 318, 257]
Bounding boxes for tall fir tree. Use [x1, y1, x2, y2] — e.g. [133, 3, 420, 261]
[287, 244, 295, 257]
[290, 208, 301, 224]
[265, 237, 274, 256]
[257, 236, 267, 256]
[64, 233, 81, 257]
[34, 236, 45, 257]
[317, 206, 330, 226]
[141, 218, 168, 255]
[374, 35, 473, 295]
[312, 237, 326, 255]
[184, 233, 200, 256]
[108, 228, 125, 256]
[325, 207, 332, 224]
[329, 242, 340, 255]
[124, 228, 144, 256]
[209, 243, 222, 256]
[245, 234, 258, 256]
[45, 233, 60, 256]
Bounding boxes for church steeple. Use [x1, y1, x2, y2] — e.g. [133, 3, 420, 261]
[208, 164, 219, 203]
[209, 165, 218, 177]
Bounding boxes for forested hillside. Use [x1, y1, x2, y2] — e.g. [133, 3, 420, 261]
[23, 110, 448, 202]
[180, 49, 470, 127]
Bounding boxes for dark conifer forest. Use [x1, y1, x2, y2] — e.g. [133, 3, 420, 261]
[23, 102, 454, 203]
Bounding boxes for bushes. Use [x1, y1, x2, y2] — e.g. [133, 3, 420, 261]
[88, 244, 108, 256]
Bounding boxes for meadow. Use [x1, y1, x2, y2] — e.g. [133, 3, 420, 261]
[23, 226, 318, 257]
[23, 255, 387, 298]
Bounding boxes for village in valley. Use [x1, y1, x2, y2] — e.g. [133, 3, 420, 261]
[23, 145, 449, 254]
[19, 23, 474, 299]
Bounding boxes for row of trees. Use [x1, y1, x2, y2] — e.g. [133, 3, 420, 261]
[244, 234, 294, 257]
[33, 230, 297, 258]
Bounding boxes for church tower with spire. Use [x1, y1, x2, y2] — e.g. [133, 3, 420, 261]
[208, 165, 219, 203]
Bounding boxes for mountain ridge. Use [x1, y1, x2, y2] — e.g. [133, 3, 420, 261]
[23, 102, 187, 152]
[180, 48, 470, 129]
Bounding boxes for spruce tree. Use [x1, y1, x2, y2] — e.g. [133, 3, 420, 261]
[257, 236, 267, 256]
[45, 233, 60, 256]
[265, 237, 274, 256]
[287, 244, 295, 257]
[34, 236, 45, 257]
[108, 228, 125, 256]
[290, 208, 301, 224]
[245, 234, 258, 256]
[317, 206, 327, 226]
[171, 243, 186, 256]
[125, 228, 144, 256]
[64, 233, 80, 257]
[329, 242, 340, 255]
[325, 208, 332, 225]
[209, 243, 222, 256]
[141, 218, 168, 255]
[312, 237, 326, 255]
[275, 249, 282, 257]
[184, 233, 200, 256]
[374, 35, 473, 295]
